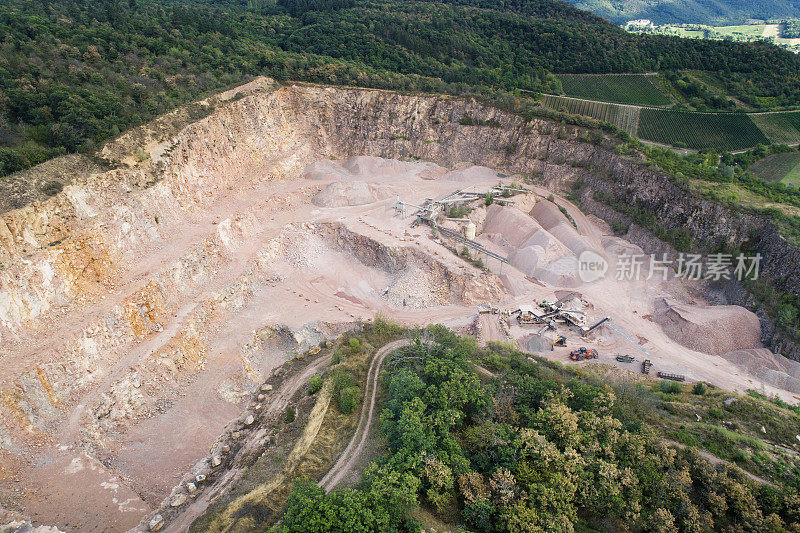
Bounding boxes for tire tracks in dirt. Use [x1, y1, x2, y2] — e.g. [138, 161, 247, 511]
[318, 338, 411, 492]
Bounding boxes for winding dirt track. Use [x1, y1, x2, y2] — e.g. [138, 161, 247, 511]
[162, 352, 333, 533]
[318, 338, 412, 491]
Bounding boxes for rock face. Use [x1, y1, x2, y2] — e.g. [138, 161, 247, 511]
[2, 81, 798, 337]
[1, 77, 800, 528]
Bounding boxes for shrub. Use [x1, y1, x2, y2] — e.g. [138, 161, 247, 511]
[332, 368, 357, 394]
[308, 374, 323, 395]
[484, 192, 494, 206]
[338, 386, 360, 414]
[460, 114, 475, 125]
[285, 405, 296, 423]
[660, 380, 682, 394]
[348, 337, 361, 352]
[41, 180, 63, 196]
[692, 382, 707, 395]
[331, 348, 342, 365]
[610, 219, 629, 236]
[732, 449, 749, 463]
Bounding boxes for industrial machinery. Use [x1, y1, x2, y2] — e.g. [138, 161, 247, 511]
[583, 316, 611, 336]
[552, 336, 567, 347]
[569, 347, 598, 361]
[657, 372, 686, 382]
[641, 359, 652, 375]
[615, 354, 635, 363]
[514, 306, 559, 325]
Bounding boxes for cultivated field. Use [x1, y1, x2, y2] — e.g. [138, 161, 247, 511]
[750, 111, 800, 145]
[557, 73, 671, 106]
[638, 109, 768, 151]
[539, 95, 640, 134]
[748, 151, 800, 186]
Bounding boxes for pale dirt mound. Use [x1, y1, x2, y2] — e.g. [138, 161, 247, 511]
[532, 256, 581, 287]
[311, 181, 392, 207]
[341, 156, 435, 180]
[652, 298, 762, 355]
[482, 205, 541, 248]
[481, 205, 576, 282]
[303, 159, 350, 180]
[304, 157, 438, 183]
[511, 194, 537, 214]
[721, 349, 800, 393]
[547, 221, 598, 258]
[442, 165, 498, 183]
[508, 246, 543, 275]
[474, 235, 513, 258]
[529, 200, 571, 231]
[482, 205, 569, 258]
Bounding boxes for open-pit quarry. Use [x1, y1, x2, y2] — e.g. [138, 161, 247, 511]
[2, 79, 799, 532]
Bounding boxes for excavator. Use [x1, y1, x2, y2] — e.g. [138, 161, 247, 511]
[569, 347, 598, 361]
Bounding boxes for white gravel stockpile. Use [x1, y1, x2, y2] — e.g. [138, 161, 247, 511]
[442, 165, 499, 183]
[312, 181, 391, 207]
[652, 297, 762, 355]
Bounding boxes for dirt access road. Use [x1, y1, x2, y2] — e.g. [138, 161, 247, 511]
[318, 338, 412, 491]
[162, 352, 333, 533]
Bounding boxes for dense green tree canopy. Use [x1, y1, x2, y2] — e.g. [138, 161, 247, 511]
[271, 327, 800, 532]
[3, 0, 800, 177]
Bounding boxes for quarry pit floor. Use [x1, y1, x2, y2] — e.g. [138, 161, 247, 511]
[2, 156, 797, 532]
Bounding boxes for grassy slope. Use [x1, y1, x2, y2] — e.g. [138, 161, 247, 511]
[750, 151, 800, 185]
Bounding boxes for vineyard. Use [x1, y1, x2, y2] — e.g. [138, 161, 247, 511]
[540, 93, 800, 151]
[750, 111, 800, 145]
[637, 109, 768, 151]
[557, 74, 671, 106]
[748, 151, 800, 186]
[540, 95, 640, 135]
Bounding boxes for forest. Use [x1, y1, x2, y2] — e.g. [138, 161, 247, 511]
[269, 325, 800, 532]
[4, 0, 800, 177]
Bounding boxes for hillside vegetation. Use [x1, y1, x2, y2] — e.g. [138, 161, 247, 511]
[4, 0, 800, 178]
[265, 326, 800, 532]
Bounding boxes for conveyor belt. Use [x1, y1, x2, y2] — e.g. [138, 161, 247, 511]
[435, 225, 509, 264]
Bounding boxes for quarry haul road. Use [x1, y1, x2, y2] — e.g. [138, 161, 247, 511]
[319, 338, 412, 492]
[161, 352, 334, 533]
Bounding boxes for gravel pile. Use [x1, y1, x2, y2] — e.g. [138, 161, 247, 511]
[652, 297, 761, 355]
[721, 348, 800, 393]
[311, 181, 391, 207]
[386, 266, 449, 308]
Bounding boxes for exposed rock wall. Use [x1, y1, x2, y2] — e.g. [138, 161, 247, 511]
[2, 80, 800, 372]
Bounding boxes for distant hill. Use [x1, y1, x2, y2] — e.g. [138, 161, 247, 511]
[566, 0, 800, 25]
[4, 0, 800, 178]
